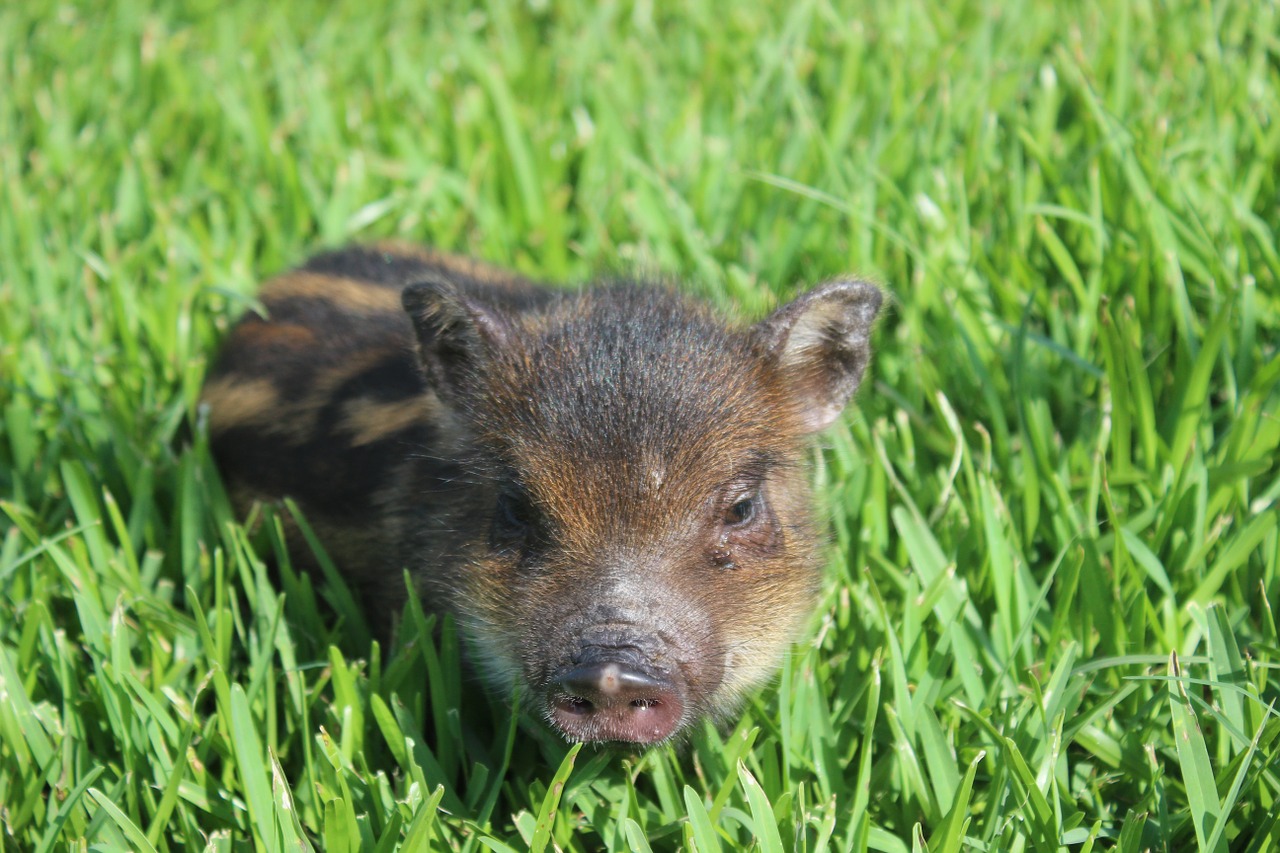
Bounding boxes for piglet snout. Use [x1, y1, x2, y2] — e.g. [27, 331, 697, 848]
[550, 655, 684, 744]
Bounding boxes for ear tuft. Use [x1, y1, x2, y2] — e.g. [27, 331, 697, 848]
[402, 279, 512, 402]
[753, 280, 883, 432]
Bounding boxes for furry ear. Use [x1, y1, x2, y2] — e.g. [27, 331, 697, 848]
[752, 280, 883, 433]
[402, 278, 513, 402]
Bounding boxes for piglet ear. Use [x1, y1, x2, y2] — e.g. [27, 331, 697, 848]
[402, 278, 513, 403]
[752, 280, 883, 433]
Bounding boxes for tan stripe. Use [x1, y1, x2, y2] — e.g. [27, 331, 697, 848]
[229, 320, 316, 349]
[202, 377, 282, 433]
[341, 397, 435, 446]
[261, 271, 403, 313]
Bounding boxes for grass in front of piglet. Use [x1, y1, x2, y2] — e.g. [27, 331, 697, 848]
[2, 0, 1279, 851]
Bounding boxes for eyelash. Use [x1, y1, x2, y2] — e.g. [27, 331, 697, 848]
[723, 493, 758, 526]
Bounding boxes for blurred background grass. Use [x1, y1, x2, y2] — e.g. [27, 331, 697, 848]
[1, 0, 1278, 850]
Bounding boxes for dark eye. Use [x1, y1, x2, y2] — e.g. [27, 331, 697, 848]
[723, 493, 758, 527]
[492, 486, 538, 543]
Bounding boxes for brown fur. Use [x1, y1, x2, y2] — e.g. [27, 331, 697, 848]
[203, 244, 882, 743]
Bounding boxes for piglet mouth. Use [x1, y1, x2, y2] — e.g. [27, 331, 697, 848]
[547, 660, 686, 744]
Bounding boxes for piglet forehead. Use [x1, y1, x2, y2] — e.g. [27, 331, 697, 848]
[481, 287, 795, 459]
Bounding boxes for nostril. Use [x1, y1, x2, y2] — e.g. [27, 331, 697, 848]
[549, 658, 684, 743]
[555, 695, 594, 716]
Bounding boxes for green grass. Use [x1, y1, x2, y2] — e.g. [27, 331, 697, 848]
[2, 0, 1278, 849]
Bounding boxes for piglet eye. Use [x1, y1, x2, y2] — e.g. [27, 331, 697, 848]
[723, 494, 758, 527]
[493, 486, 538, 541]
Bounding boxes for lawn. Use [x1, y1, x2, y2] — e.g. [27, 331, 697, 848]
[2, 0, 1278, 850]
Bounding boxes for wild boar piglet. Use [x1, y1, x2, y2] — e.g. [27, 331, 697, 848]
[203, 244, 882, 744]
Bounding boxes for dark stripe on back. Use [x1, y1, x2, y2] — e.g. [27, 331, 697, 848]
[257, 295, 412, 341]
[327, 350, 427, 404]
[211, 420, 425, 518]
[301, 247, 433, 286]
[208, 297, 417, 404]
